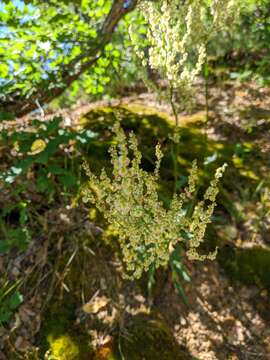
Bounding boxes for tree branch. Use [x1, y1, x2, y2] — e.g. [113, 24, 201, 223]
[0, 0, 138, 118]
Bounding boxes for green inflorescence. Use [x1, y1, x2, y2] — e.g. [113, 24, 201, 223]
[130, 0, 240, 90]
[82, 122, 227, 279]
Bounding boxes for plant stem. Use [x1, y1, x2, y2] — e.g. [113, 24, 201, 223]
[171, 142, 178, 193]
[169, 85, 178, 127]
[169, 85, 180, 193]
[203, 54, 209, 158]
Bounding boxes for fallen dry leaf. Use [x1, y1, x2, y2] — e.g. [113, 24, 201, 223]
[82, 296, 109, 314]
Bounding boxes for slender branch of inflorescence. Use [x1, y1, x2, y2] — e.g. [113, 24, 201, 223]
[82, 122, 227, 279]
[129, 0, 240, 91]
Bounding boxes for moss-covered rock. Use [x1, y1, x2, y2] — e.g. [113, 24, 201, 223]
[113, 313, 192, 360]
[218, 245, 270, 289]
[48, 334, 86, 360]
[39, 301, 191, 360]
[80, 105, 267, 191]
[38, 299, 94, 360]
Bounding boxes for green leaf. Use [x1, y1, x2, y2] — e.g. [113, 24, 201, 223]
[0, 63, 9, 77]
[35, 139, 58, 164]
[10, 166, 23, 175]
[0, 311, 12, 323]
[48, 165, 66, 175]
[147, 263, 156, 297]
[172, 270, 189, 306]
[36, 175, 53, 193]
[0, 112, 15, 121]
[0, 241, 10, 254]
[19, 208, 28, 226]
[59, 173, 77, 188]
[76, 135, 87, 144]
[9, 292, 23, 310]
[173, 261, 191, 282]
[45, 117, 62, 134]
[4, 175, 16, 184]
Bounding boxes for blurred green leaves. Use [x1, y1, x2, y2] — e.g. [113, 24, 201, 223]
[0, 116, 97, 187]
[0, 0, 147, 110]
[0, 201, 31, 254]
[0, 115, 98, 253]
[0, 280, 23, 325]
[0, 0, 112, 99]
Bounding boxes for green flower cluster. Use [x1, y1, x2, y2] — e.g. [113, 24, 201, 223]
[82, 123, 226, 279]
[130, 0, 240, 89]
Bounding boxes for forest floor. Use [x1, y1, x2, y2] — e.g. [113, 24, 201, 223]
[1, 80, 270, 359]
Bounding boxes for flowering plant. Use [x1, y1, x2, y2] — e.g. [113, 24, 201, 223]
[82, 122, 227, 279]
[130, 0, 239, 90]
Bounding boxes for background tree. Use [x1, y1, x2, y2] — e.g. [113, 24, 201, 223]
[0, 0, 139, 117]
[1, 0, 268, 119]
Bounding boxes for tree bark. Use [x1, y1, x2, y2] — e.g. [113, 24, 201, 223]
[0, 0, 138, 118]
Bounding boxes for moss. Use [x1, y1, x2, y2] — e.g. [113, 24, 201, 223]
[120, 103, 173, 124]
[218, 245, 270, 289]
[239, 107, 270, 121]
[48, 334, 82, 360]
[113, 313, 192, 360]
[178, 110, 210, 127]
[38, 298, 94, 360]
[80, 105, 267, 186]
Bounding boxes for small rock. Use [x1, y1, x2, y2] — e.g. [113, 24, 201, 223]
[134, 294, 145, 304]
[180, 317, 187, 326]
